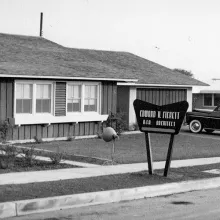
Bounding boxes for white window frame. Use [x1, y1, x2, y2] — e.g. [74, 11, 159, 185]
[35, 83, 53, 114]
[66, 82, 101, 116]
[14, 80, 107, 125]
[15, 83, 33, 114]
[14, 80, 54, 125]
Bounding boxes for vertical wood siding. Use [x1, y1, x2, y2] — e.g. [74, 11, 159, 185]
[101, 81, 117, 115]
[0, 79, 14, 121]
[117, 86, 129, 123]
[9, 81, 117, 141]
[137, 88, 187, 105]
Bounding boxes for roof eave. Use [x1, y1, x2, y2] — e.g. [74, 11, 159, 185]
[117, 82, 208, 88]
[0, 74, 138, 82]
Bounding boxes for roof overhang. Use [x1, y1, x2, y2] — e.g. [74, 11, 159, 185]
[200, 90, 220, 94]
[117, 82, 195, 88]
[0, 74, 138, 82]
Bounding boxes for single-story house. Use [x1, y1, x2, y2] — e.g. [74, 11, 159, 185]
[0, 33, 207, 142]
[192, 79, 220, 110]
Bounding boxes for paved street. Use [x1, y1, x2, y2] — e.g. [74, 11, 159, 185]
[5, 187, 220, 220]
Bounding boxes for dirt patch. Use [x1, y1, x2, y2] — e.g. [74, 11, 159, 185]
[0, 157, 79, 174]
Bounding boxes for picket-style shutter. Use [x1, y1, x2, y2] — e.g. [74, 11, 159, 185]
[55, 82, 66, 116]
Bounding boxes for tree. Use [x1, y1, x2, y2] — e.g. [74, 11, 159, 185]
[173, 68, 194, 78]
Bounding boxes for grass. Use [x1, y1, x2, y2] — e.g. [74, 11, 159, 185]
[1, 163, 220, 203]
[1, 130, 220, 203]
[22, 131, 220, 164]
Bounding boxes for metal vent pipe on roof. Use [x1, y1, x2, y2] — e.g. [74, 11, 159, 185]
[40, 12, 43, 37]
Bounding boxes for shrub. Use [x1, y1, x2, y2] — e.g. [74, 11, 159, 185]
[105, 111, 128, 135]
[33, 136, 43, 144]
[49, 147, 65, 165]
[0, 144, 19, 169]
[131, 123, 139, 131]
[20, 145, 36, 166]
[67, 136, 75, 141]
[0, 120, 11, 143]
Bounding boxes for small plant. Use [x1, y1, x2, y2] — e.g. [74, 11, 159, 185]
[49, 146, 65, 165]
[105, 111, 128, 135]
[33, 136, 43, 144]
[131, 123, 139, 131]
[20, 145, 36, 166]
[0, 144, 19, 169]
[0, 120, 12, 143]
[67, 135, 75, 141]
[96, 132, 102, 139]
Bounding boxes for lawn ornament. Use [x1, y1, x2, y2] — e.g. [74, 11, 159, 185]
[102, 127, 118, 142]
[102, 127, 119, 165]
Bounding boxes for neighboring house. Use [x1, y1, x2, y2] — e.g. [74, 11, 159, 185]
[0, 33, 207, 142]
[193, 79, 220, 110]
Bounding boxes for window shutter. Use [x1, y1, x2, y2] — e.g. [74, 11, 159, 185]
[55, 82, 66, 116]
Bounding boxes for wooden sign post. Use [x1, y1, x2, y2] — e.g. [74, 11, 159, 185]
[133, 99, 188, 177]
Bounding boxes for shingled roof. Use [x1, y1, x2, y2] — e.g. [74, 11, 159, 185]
[0, 33, 207, 86]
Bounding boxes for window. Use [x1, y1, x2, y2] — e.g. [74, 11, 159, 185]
[14, 81, 105, 126]
[67, 85, 81, 112]
[204, 94, 212, 106]
[204, 93, 220, 107]
[214, 94, 220, 106]
[67, 83, 99, 114]
[36, 84, 51, 113]
[16, 84, 32, 113]
[84, 85, 98, 112]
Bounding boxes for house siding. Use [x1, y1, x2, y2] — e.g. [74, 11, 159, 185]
[137, 88, 187, 105]
[101, 81, 117, 115]
[3, 80, 116, 141]
[193, 93, 216, 110]
[0, 79, 14, 121]
[117, 86, 129, 123]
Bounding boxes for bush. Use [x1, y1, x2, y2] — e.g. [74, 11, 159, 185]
[0, 144, 19, 169]
[20, 145, 36, 166]
[33, 136, 43, 144]
[105, 111, 128, 135]
[49, 147, 65, 165]
[131, 123, 139, 131]
[0, 120, 11, 143]
[67, 136, 75, 141]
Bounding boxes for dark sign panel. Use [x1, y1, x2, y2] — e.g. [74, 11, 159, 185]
[133, 99, 189, 134]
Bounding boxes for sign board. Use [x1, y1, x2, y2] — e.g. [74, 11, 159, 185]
[133, 99, 189, 135]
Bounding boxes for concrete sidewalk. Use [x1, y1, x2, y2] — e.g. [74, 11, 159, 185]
[1, 157, 220, 185]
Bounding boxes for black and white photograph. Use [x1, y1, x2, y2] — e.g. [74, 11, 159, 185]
[1, 0, 220, 219]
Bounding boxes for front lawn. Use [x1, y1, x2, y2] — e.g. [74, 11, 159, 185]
[22, 131, 220, 164]
[1, 163, 220, 203]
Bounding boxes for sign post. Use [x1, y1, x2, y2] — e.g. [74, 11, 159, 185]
[133, 99, 188, 177]
[145, 132, 153, 174]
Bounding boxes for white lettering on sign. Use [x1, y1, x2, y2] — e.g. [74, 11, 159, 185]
[143, 120, 151, 125]
[140, 110, 180, 120]
[140, 110, 156, 118]
[162, 111, 180, 120]
[156, 120, 175, 127]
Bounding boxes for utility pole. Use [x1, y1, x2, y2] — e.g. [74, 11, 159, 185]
[40, 12, 43, 37]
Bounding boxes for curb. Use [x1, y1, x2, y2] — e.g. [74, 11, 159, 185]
[1, 177, 220, 218]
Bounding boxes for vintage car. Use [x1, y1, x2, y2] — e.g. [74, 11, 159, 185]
[185, 105, 220, 133]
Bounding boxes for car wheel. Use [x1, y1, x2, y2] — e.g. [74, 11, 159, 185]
[204, 129, 214, 133]
[189, 120, 203, 133]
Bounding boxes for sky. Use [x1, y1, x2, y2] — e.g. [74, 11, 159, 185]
[1, 0, 220, 82]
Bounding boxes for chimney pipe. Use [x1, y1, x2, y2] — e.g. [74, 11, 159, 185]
[40, 12, 43, 37]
